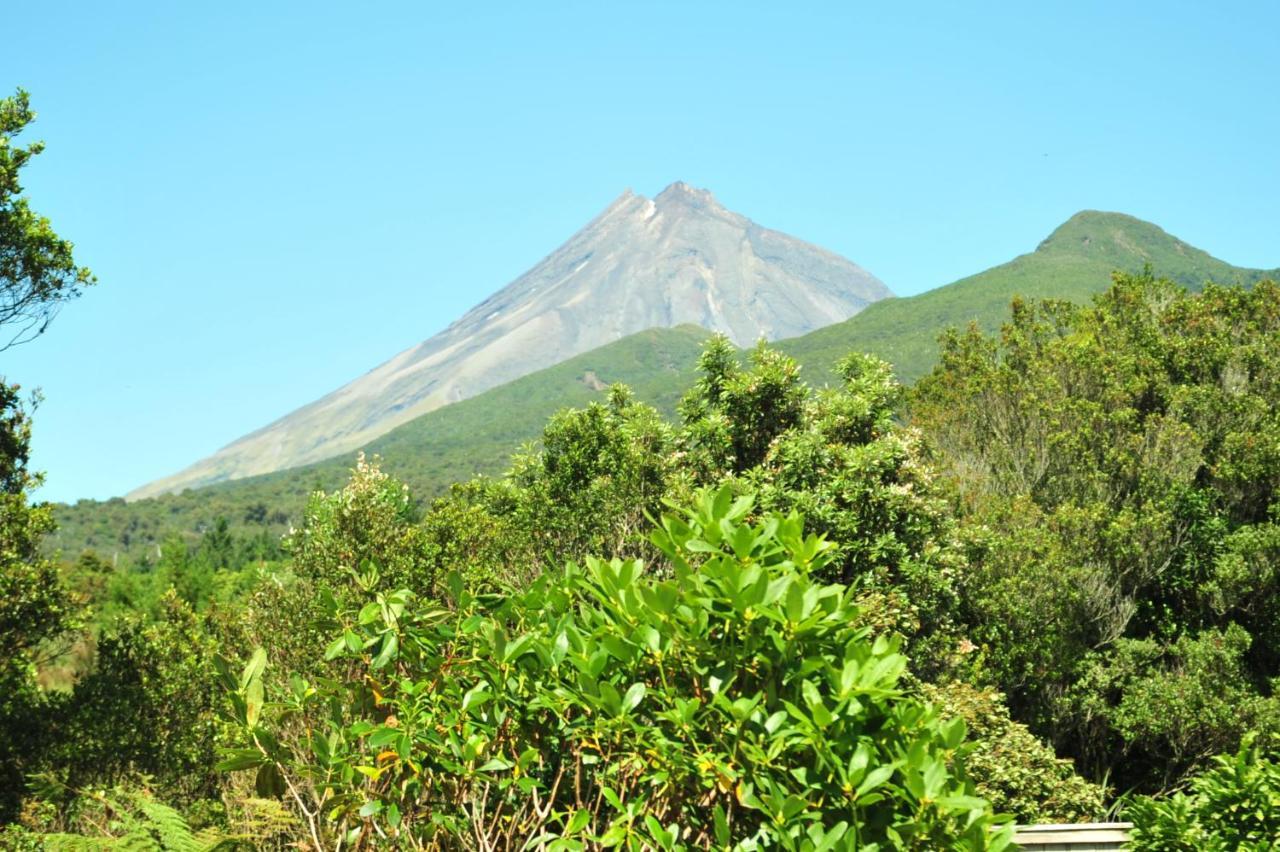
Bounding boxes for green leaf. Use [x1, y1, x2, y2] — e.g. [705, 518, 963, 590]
[712, 484, 733, 519]
[785, 581, 806, 623]
[324, 636, 347, 660]
[636, 625, 662, 654]
[713, 804, 730, 847]
[462, 685, 492, 713]
[503, 632, 534, 663]
[781, 794, 807, 819]
[601, 634, 633, 661]
[216, 749, 265, 772]
[239, 647, 267, 690]
[599, 681, 622, 715]
[811, 821, 849, 852]
[644, 814, 670, 845]
[936, 795, 989, 812]
[622, 682, 647, 714]
[855, 765, 896, 799]
[254, 762, 286, 798]
[244, 675, 264, 728]
[367, 727, 401, 748]
[358, 601, 381, 625]
[565, 808, 590, 834]
[942, 717, 966, 750]
[371, 632, 399, 669]
[727, 494, 755, 520]
[552, 630, 570, 664]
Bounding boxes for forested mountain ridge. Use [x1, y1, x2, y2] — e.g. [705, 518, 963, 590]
[51, 326, 712, 559]
[53, 210, 1276, 564]
[129, 182, 889, 500]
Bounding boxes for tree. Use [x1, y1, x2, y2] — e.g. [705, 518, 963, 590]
[680, 343, 965, 670]
[0, 85, 94, 679]
[920, 681, 1105, 824]
[911, 272, 1280, 790]
[1, 88, 95, 349]
[678, 336, 806, 476]
[509, 383, 676, 563]
[43, 593, 227, 808]
[0, 87, 94, 820]
[0, 384, 74, 818]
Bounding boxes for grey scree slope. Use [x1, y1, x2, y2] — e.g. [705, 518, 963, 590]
[130, 182, 891, 499]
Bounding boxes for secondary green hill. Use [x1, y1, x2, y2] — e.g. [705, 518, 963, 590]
[51, 211, 1277, 563]
[782, 211, 1279, 385]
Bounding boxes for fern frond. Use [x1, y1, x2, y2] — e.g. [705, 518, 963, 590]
[116, 824, 164, 852]
[40, 835, 118, 852]
[194, 828, 244, 851]
[134, 796, 198, 852]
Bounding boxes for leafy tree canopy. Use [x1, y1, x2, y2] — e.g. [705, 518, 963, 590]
[0, 88, 94, 349]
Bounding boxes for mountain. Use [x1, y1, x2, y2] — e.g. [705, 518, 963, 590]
[782, 211, 1280, 385]
[58, 210, 1276, 563]
[128, 182, 890, 500]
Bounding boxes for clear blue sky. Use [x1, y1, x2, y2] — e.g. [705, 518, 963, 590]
[4, 1, 1278, 502]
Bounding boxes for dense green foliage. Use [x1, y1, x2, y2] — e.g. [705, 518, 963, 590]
[678, 342, 962, 672]
[7, 785, 238, 851]
[917, 682, 1105, 825]
[1126, 737, 1280, 850]
[912, 272, 1280, 791]
[223, 491, 1011, 850]
[20, 270, 1280, 844]
[0, 382, 75, 817]
[0, 87, 95, 823]
[42, 594, 228, 801]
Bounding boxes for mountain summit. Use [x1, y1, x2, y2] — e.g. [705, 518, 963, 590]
[130, 183, 890, 499]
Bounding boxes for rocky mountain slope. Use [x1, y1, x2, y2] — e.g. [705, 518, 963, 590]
[129, 182, 889, 499]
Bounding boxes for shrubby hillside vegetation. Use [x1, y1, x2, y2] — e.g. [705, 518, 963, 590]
[9, 269, 1280, 847]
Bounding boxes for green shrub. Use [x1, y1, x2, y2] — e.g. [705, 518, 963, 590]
[221, 487, 1011, 850]
[0, 382, 78, 819]
[1063, 624, 1280, 790]
[743, 352, 963, 669]
[287, 454, 425, 592]
[1126, 736, 1280, 850]
[42, 592, 229, 808]
[920, 682, 1105, 824]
